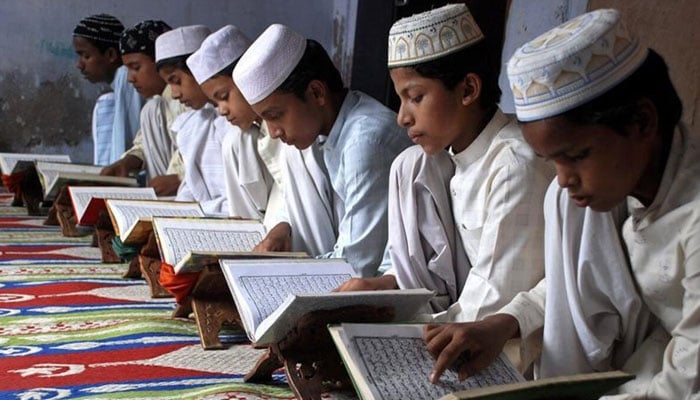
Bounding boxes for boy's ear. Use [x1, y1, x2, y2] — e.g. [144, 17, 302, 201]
[307, 79, 327, 106]
[460, 73, 482, 108]
[105, 47, 120, 64]
[629, 98, 659, 140]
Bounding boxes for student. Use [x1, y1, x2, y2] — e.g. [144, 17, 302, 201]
[337, 4, 553, 322]
[187, 24, 283, 229]
[100, 20, 184, 196]
[155, 25, 231, 216]
[233, 24, 412, 276]
[72, 14, 142, 166]
[158, 25, 284, 306]
[425, 9, 698, 399]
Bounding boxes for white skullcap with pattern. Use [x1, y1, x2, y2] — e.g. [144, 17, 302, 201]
[155, 25, 211, 63]
[507, 8, 648, 122]
[187, 25, 251, 85]
[232, 24, 307, 105]
[388, 3, 484, 68]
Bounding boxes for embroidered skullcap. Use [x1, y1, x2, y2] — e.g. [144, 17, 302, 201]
[120, 20, 172, 58]
[155, 25, 211, 63]
[507, 8, 648, 122]
[232, 24, 307, 105]
[187, 25, 251, 84]
[388, 4, 484, 68]
[73, 14, 124, 47]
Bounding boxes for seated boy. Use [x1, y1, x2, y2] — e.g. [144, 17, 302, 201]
[426, 9, 698, 399]
[101, 20, 185, 196]
[155, 25, 231, 216]
[72, 14, 142, 166]
[336, 4, 553, 321]
[233, 24, 412, 277]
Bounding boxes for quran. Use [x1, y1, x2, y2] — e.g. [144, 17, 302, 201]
[151, 216, 296, 273]
[35, 161, 138, 201]
[69, 186, 157, 226]
[105, 199, 204, 245]
[0, 153, 71, 175]
[220, 258, 434, 346]
[328, 323, 634, 400]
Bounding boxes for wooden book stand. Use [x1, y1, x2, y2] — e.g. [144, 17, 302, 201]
[138, 232, 169, 296]
[245, 304, 396, 400]
[95, 209, 123, 264]
[54, 186, 92, 237]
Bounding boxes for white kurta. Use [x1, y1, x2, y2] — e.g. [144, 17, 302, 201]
[173, 106, 228, 216]
[435, 110, 553, 322]
[122, 86, 186, 179]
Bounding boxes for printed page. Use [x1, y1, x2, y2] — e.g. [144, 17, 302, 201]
[152, 217, 265, 266]
[0, 153, 71, 174]
[70, 186, 157, 221]
[220, 258, 356, 339]
[106, 199, 204, 237]
[336, 323, 523, 400]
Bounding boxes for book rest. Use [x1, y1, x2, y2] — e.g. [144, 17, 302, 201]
[3, 169, 49, 216]
[53, 186, 93, 237]
[245, 304, 395, 400]
[138, 232, 169, 296]
[95, 209, 125, 264]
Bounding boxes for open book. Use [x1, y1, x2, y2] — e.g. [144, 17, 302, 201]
[69, 186, 157, 226]
[152, 216, 271, 273]
[328, 323, 634, 400]
[0, 153, 71, 175]
[220, 258, 434, 346]
[36, 161, 138, 201]
[105, 199, 205, 245]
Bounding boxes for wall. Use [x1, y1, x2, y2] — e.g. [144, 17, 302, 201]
[0, 0, 356, 163]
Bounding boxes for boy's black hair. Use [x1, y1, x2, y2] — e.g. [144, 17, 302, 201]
[561, 49, 682, 137]
[156, 55, 192, 74]
[86, 39, 120, 54]
[405, 40, 502, 111]
[276, 39, 344, 100]
[213, 59, 239, 78]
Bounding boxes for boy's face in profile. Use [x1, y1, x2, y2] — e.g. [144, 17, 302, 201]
[201, 76, 259, 130]
[252, 85, 323, 150]
[73, 36, 117, 83]
[158, 66, 209, 110]
[122, 53, 165, 98]
[522, 115, 651, 212]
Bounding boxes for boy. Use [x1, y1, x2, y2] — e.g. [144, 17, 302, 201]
[426, 9, 698, 399]
[155, 25, 230, 216]
[72, 14, 142, 166]
[233, 24, 412, 276]
[101, 20, 185, 196]
[336, 4, 553, 320]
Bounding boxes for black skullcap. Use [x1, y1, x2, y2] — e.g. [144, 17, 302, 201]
[73, 14, 125, 47]
[119, 20, 172, 58]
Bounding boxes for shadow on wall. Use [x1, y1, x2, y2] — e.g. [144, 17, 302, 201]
[0, 70, 95, 163]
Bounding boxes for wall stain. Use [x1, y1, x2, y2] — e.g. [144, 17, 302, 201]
[39, 40, 76, 60]
[0, 70, 93, 157]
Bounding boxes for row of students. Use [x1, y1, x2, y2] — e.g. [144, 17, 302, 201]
[70, 5, 698, 399]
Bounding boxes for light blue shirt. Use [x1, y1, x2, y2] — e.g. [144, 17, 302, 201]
[320, 90, 411, 276]
[93, 66, 142, 166]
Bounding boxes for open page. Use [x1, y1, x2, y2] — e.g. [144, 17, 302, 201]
[256, 289, 434, 345]
[220, 258, 356, 340]
[177, 251, 307, 274]
[36, 161, 137, 200]
[0, 153, 71, 175]
[105, 199, 204, 240]
[69, 186, 157, 225]
[152, 217, 266, 267]
[329, 323, 523, 400]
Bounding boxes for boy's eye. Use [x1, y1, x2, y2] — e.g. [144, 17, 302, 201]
[411, 94, 423, 103]
[563, 149, 590, 162]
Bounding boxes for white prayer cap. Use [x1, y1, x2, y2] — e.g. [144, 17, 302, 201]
[507, 9, 648, 122]
[233, 24, 307, 105]
[387, 4, 484, 68]
[155, 25, 211, 63]
[187, 25, 251, 85]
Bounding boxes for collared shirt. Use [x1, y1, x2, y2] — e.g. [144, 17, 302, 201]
[443, 110, 553, 322]
[319, 90, 412, 276]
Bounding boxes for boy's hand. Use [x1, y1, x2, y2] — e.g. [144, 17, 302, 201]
[424, 314, 520, 383]
[334, 275, 398, 292]
[148, 174, 180, 196]
[253, 222, 292, 252]
[101, 155, 142, 177]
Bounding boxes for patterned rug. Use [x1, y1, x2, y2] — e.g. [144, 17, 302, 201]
[0, 198, 296, 400]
